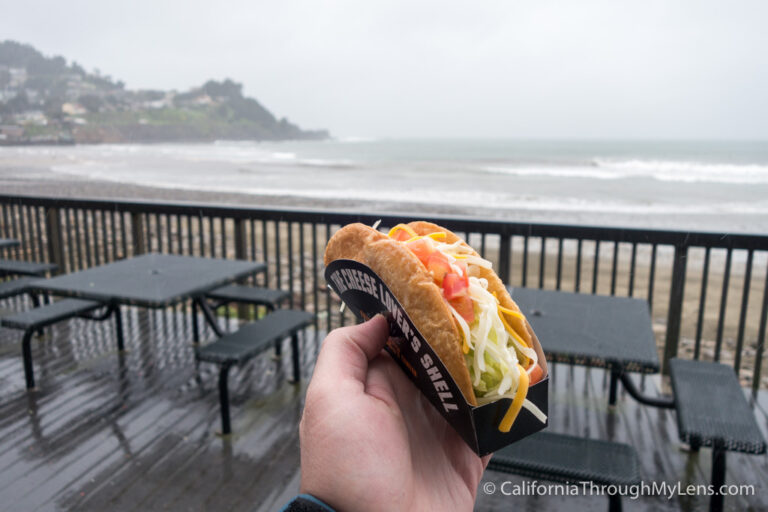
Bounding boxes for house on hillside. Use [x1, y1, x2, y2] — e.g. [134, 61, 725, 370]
[8, 68, 27, 87]
[15, 110, 47, 125]
[62, 102, 87, 116]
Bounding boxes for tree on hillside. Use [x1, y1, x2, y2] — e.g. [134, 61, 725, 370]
[4, 92, 30, 114]
[203, 79, 242, 99]
[43, 97, 64, 119]
[0, 40, 46, 67]
[79, 94, 104, 113]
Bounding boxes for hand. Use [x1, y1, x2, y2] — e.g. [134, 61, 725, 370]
[299, 315, 489, 512]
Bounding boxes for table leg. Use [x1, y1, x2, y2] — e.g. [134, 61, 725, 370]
[192, 300, 200, 343]
[609, 370, 620, 406]
[30, 294, 44, 337]
[195, 297, 224, 338]
[607, 492, 622, 512]
[218, 364, 232, 435]
[22, 328, 36, 389]
[291, 333, 300, 382]
[710, 445, 726, 512]
[112, 304, 125, 351]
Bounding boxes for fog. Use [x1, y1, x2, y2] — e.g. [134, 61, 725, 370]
[3, 0, 767, 138]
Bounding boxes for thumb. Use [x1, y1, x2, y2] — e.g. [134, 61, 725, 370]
[312, 314, 390, 386]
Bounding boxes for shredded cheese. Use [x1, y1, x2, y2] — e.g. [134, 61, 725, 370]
[405, 232, 447, 243]
[498, 364, 529, 432]
[498, 304, 526, 321]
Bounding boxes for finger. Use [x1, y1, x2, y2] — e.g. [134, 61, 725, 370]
[364, 354, 399, 407]
[312, 314, 389, 387]
[481, 453, 492, 469]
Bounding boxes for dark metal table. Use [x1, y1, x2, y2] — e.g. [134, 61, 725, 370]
[508, 287, 674, 408]
[31, 253, 266, 349]
[0, 238, 19, 250]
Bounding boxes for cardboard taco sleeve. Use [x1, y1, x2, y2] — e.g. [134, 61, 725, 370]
[325, 259, 548, 456]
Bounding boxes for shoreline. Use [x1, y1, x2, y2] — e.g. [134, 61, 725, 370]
[1, 166, 766, 388]
[0, 153, 768, 234]
[2, 168, 767, 237]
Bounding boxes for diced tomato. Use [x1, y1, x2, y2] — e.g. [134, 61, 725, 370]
[406, 238, 434, 265]
[454, 261, 469, 286]
[528, 363, 544, 385]
[450, 294, 475, 324]
[426, 251, 451, 284]
[391, 228, 412, 242]
[443, 272, 468, 300]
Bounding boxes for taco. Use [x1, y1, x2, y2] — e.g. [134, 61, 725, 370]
[324, 221, 546, 431]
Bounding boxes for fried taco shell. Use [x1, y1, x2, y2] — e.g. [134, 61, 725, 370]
[324, 222, 476, 405]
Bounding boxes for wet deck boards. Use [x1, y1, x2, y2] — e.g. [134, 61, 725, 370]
[0, 296, 766, 512]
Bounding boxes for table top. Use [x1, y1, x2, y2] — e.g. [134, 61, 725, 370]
[0, 238, 20, 249]
[507, 287, 660, 373]
[31, 253, 266, 308]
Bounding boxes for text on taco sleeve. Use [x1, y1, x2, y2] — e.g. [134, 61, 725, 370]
[329, 269, 378, 298]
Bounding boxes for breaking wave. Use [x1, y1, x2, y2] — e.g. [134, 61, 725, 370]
[484, 158, 768, 184]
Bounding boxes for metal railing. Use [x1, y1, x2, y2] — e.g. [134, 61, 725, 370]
[1, 194, 767, 392]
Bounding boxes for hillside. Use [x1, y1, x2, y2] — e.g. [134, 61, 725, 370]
[0, 40, 329, 144]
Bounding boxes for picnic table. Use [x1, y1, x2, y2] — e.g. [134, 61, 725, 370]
[507, 286, 674, 408]
[30, 253, 266, 349]
[507, 287, 765, 511]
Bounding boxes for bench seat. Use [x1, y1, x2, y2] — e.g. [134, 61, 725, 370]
[0, 259, 58, 277]
[197, 309, 313, 365]
[1, 298, 105, 389]
[196, 309, 314, 434]
[488, 431, 640, 511]
[669, 358, 765, 454]
[205, 284, 290, 309]
[193, 285, 291, 342]
[1, 298, 102, 330]
[0, 277, 37, 300]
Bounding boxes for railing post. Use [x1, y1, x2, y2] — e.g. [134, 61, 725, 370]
[498, 233, 511, 284]
[234, 218, 248, 319]
[663, 243, 688, 374]
[234, 218, 247, 261]
[45, 207, 65, 274]
[131, 212, 146, 255]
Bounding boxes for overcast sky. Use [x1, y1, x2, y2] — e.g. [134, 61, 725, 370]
[2, 0, 767, 139]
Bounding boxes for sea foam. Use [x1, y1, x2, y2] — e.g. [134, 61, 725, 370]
[483, 159, 768, 184]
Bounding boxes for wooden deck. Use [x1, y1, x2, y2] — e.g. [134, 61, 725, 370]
[0, 296, 766, 512]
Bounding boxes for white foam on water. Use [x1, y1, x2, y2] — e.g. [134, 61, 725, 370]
[270, 152, 296, 160]
[45, 158, 768, 218]
[483, 158, 768, 184]
[483, 165, 620, 180]
[336, 136, 378, 143]
[8, 142, 765, 233]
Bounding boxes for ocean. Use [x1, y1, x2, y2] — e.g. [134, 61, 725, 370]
[2, 138, 767, 233]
